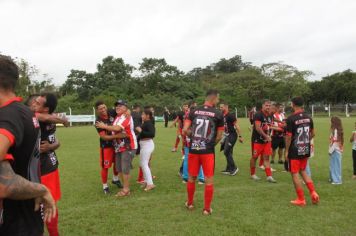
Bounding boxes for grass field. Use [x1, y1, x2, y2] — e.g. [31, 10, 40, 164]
[55, 118, 356, 236]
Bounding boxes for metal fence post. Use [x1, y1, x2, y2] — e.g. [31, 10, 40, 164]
[69, 107, 72, 127]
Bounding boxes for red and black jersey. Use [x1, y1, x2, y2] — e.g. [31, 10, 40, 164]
[96, 114, 115, 148]
[182, 109, 191, 147]
[286, 111, 314, 159]
[252, 111, 273, 144]
[186, 104, 224, 154]
[177, 111, 185, 129]
[39, 121, 59, 176]
[0, 98, 43, 236]
[223, 112, 237, 135]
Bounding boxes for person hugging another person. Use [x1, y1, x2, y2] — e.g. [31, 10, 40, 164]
[329, 116, 344, 185]
[136, 108, 156, 191]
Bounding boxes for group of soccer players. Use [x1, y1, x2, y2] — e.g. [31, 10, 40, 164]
[0, 54, 320, 236]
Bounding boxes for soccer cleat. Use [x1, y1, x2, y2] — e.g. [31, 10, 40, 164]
[271, 167, 276, 172]
[185, 202, 194, 210]
[266, 176, 277, 183]
[221, 169, 230, 175]
[202, 208, 213, 216]
[251, 175, 261, 180]
[171, 148, 177, 152]
[103, 187, 110, 195]
[198, 180, 205, 185]
[229, 168, 239, 176]
[112, 180, 123, 188]
[182, 178, 188, 184]
[259, 165, 265, 170]
[331, 182, 342, 185]
[311, 191, 320, 204]
[290, 199, 306, 207]
[271, 160, 275, 164]
[278, 160, 284, 164]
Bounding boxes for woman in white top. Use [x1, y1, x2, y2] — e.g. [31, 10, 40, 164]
[329, 116, 344, 184]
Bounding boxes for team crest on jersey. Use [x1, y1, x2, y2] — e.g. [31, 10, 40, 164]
[32, 117, 40, 128]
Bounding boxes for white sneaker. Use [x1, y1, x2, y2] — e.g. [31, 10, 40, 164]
[259, 165, 265, 170]
[266, 176, 277, 183]
[171, 148, 177, 152]
[181, 155, 185, 160]
[251, 175, 260, 180]
[271, 168, 276, 172]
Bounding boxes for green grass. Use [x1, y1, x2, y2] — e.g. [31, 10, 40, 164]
[55, 118, 356, 236]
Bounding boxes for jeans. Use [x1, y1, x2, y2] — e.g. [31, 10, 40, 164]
[182, 147, 204, 181]
[223, 133, 237, 171]
[139, 140, 155, 185]
[329, 151, 342, 183]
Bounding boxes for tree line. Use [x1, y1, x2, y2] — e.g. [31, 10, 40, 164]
[13, 55, 356, 115]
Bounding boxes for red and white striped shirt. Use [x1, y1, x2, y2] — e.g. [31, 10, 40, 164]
[112, 114, 138, 152]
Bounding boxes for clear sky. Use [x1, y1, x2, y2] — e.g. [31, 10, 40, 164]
[1, 0, 355, 84]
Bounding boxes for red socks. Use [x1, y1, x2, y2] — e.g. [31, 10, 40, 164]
[265, 167, 272, 177]
[46, 209, 59, 236]
[187, 182, 196, 205]
[137, 167, 144, 182]
[101, 168, 108, 184]
[175, 136, 180, 149]
[295, 188, 305, 200]
[204, 184, 214, 210]
[250, 167, 256, 176]
[306, 182, 315, 194]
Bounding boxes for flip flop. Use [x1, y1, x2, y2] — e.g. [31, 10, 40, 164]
[115, 190, 130, 197]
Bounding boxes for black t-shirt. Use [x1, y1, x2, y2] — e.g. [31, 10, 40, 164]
[177, 111, 185, 129]
[252, 111, 273, 144]
[163, 111, 169, 119]
[40, 121, 59, 176]
[139, 120, 155, 139]
[131, 111, 142, 131]
[286, 111, 314, 159]
[95, 114, 115, 148]
[224, 112, 237, 135]
[0, 99, 43, 236]
[187, 105, 224, 154]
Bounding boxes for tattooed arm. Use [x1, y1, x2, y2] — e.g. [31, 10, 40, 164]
[0, 134, 56, 222]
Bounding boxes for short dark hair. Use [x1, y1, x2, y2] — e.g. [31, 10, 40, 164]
[275, 102, 282, 107]
[143, 108, 153, 119]
[24, 94, 40, 106]
[0, 55, 19, 91]
[133, 104, 140, 110]
[220, 100, 228, 106]
[262, 99, 271, 105]
[206, 89, 219, 97]
[41, 93, 57, 114]
[95, 100, 105, 109]
[291, 96, 304, 107]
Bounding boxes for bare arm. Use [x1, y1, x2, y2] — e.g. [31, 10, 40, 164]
[40, 140, 61, 154]
[350, 132, 355, 143]
[284, 135, 291, 160]
[255, 121, 271, 142]
[96, 122, 122, 132]
[182, 120, 191, 136]
[170, 117, 179, 128]
[234, 120, 244, 143]
[215, 130, 224, 145]
[100, 133, 126, 141]
[36, 113, 69, 127]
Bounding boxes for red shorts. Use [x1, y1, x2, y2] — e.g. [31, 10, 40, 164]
[252, 142, 272, 158]
[289, 158, 308, 174]
[100, 147, 115, 169]
[188, 153, 215, 177]
[41, 169, 61, 202]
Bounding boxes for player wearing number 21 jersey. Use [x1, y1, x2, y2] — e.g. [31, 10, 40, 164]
[183, 89, 224, 215]
[285, 96, 319, 207]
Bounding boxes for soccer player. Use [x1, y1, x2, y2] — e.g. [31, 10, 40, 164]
[285, 96, 319, 206]
[96, 100, 137, 197]
[32, 93, 63, 236]
[250, 99, 277, 183]
[95, 101, 122, 194]
[183, 89, 224, 215]
[271, 103, 286, 164]
[163, 107, 170, 128]
[0, 55, 56, 236]
[219, 102, 243, 176]
[170, 102, 189, 152]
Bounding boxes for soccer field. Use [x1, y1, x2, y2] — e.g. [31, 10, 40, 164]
[55, 118, 356, 236]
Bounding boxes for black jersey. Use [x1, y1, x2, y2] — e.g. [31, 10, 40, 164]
[223, 112, 237, 135]
[252, 111, 273, 144]
[187, 104, 224, 154]
[96, 114, 115, 148]
[131, 111, 142, 135]
[177, 111, 185, 129]
[0, 98, 43, 236]
[286, 111, 314, 159]
[40, 121, 59, 176]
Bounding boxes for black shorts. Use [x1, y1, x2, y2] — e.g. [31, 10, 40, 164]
[272, 136, 285, 150]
